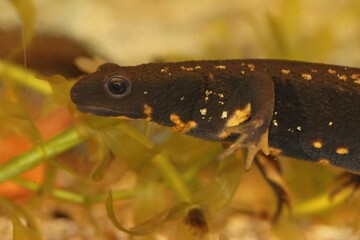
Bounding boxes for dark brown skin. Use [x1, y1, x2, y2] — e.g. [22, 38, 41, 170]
[0, 30, 90, 78]
[70, 59, 360, 173]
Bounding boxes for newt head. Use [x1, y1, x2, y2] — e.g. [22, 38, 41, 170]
[71, 63, 152, 119]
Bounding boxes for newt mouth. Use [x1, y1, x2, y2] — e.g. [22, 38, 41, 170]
[75, 105, 118, 116]
[75, 105, 144, 119]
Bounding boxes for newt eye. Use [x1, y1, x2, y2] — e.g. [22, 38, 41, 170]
[104, 76, 132, 98]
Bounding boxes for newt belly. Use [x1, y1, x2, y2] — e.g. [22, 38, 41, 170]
[70, 59, 360, 173]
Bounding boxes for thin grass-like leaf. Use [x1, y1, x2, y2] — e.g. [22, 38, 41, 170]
[292, 187, 354, 216]
[8, 0, 35, 58]
[106, 190, 188, 235]
[151, 153, 192, 203]
[105, 190, 164, 235]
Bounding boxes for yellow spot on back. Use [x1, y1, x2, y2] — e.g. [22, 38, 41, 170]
[301, 73, 312, 81]
[241, 70, 245, 75]
[180, 66, 194, 71]
[169, 114, 197, 133]
[215, 65, 226, 69]
[161, 67, 169, 73]
[336, 147, 349, 155]
[143, 104, 153, 121]
[247, 64, 255, 71]
[312, 141, 322, 149]
[350, 73, 360, 80]
[195, 66, 201, 69]
[281, 69, 290, 74]
[225, 104, 251, 128]
[273, 119, 278, 126]
[328, 69, 336, 74]
[355, 79, 360, 85]
[337, 74, 348, 81]
[219, 105, 251, 139]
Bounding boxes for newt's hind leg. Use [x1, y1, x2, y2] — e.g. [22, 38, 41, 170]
[330, 173, 360, 200]
[255, 153, 292, 222]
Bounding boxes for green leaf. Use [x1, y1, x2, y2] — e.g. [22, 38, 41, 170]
[0, 127, 83, 183]
[105, 190, 166, 235]
[195, 149, 245, 211]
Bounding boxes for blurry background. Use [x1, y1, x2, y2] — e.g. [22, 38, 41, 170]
[1, 0, 359, 65]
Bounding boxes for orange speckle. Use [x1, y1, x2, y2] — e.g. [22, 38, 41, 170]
[312, 141, 323, 149]
[336, 147, 349, 155]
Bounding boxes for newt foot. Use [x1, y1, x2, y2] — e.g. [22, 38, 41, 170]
[217, 120, 270, 171]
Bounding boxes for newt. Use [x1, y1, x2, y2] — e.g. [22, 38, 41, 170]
[70, 59, 360, 173]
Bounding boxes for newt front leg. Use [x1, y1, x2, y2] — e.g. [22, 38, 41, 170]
[218, 73, 275, 171]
